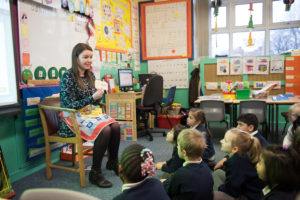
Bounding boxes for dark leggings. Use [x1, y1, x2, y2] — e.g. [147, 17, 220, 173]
[92, 122, 120, 171]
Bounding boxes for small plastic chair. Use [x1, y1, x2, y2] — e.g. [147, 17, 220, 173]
[199, 100, 228, 129]
[20, 188, 100, 200]
[238, 100, 268, 136]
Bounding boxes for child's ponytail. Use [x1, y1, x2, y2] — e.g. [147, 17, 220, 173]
[249, 137, 261, 165]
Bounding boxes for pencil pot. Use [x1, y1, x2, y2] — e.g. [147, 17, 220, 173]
[236, 88, 250, 100]
[222, 92, 236, 100]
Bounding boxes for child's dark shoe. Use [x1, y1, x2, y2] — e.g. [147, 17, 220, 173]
[89, 169, 112, 188]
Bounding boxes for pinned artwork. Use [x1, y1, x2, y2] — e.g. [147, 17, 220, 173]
[230, 58, 243, 75]
[243, 57, 255, 74]
[255, 57, 269, 74]
[270, 55, 285, 73]
[217, 58, 229, 75]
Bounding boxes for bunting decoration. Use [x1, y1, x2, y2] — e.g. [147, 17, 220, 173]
[247, 0, 254, 47]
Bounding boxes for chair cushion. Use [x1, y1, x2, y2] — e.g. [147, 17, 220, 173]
[136, 105, 154, 111]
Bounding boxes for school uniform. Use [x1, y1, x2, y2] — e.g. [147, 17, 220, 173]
[163, 160, 213, 200]
[113, 177, 169, 200]
[262, 185, 298, 200]
[251, 130, 268, 148]
[195, 124, 215, 162]
[218, 153, 263, 200]
[161, 146, 185, 173]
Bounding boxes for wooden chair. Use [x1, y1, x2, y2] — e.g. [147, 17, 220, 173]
[38, 98, 105, 188]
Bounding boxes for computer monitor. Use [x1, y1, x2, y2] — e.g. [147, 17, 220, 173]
[118, 69, 133, 91]
[138, 73, 156, 87]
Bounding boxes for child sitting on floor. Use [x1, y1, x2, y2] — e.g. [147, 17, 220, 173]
[214, 113, 268, 171]
[113, 144, 169, 200]
[256, 144, 300, 200]
[187, 108, 215, 167]
[213, 128, 263, 200]
[163, 129, 214, 200]
[283, 103, 300, 148]
[156, 124, 186, 177]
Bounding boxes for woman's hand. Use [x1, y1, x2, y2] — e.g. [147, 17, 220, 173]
[92, 89, 104, 100]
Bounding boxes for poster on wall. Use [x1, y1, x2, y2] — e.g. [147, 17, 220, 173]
[230, 58, 243, 75]
[217, 58, 229, 75]
[94, 0, 132, 53]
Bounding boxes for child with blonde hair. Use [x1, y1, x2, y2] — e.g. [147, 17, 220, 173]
[256, 144, 300, 200]
[213, 128, 263, 200]
[187, 108, 215, 167]
[113, 144, 169, 200]
[283, 102, 300, 148]
[163, 129, 213, 200]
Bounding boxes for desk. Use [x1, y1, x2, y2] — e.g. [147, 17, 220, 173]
[106, 92, 142, 141]
[195, 96, 300, 140]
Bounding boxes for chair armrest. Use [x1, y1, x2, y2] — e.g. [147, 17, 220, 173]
[38, 104, 76, 113]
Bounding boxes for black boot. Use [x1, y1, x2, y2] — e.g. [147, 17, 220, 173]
[89, 169, 112, 188]
[106, 159, 119, 175]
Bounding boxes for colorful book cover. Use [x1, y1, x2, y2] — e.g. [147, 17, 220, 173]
[109, 102, 118, 119]
[118, 103, 125, 120]
[125, 102, 131, 120]
[119, 122, 133, 140]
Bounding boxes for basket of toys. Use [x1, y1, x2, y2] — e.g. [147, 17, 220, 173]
[167, 103, 182, 116]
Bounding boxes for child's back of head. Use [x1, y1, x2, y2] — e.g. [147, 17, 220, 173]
[237, 113, 259, 132]
[172, 124, 187, 145]
[119, 144, 155, 183]
[177, 129, 206, 160]
[259, 144, 300, 190]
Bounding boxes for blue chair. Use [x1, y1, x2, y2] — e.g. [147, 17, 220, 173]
[162, 86, 177, 128]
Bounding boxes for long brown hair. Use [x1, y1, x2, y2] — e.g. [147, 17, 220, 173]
[71, 43, 94, 90]
[230, 128, 261, 164]
[189, 108, 212, 136]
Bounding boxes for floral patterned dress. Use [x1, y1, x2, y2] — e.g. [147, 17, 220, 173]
[59, 69, 116, 141]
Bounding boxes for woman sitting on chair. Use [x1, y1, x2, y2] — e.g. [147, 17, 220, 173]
[59, 43, 120, 188]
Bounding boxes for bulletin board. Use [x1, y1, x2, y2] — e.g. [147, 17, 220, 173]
[18, 0, 89, 84]
[201, 58, 285, 96]
[140, 0, 192, 60]
[94, 0, 132, 53]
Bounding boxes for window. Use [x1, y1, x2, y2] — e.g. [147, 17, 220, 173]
[270, 28, 300, 54]
[272, 0, 300, 23]
[211, 33, 229, 57]
[235, 3, 263, 26]
[211, 7, 227, 28]
[210, 0, 300, 57]
[232, 31, 265, 56]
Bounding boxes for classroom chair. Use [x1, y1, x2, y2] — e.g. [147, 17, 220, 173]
[38, 98, 106, 187]
[281, 112, 289, 135]
[199, 100, 229, 129]
[136, 75, 165, 141]
[20, 188, 100, 200]
[239, 100, 268, 137]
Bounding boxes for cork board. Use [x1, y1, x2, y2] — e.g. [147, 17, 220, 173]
[203, 63, 285, 96]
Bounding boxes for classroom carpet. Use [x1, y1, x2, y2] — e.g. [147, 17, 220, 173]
[11, 124, 284, 200]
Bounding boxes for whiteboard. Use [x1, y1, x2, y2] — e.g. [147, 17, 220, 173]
[18, 0, 89, 82]
[148, 58, 189, 89]
[140, 0, 192, 60]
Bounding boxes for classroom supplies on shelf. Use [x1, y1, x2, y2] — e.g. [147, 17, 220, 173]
[251, 83, 277, 99]
[236, 88, 251, 100]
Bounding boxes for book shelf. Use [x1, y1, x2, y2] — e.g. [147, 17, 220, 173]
[105, 92, 142, 141]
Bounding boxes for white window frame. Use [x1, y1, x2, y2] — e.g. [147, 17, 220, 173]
[209, 0, 300, 57]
